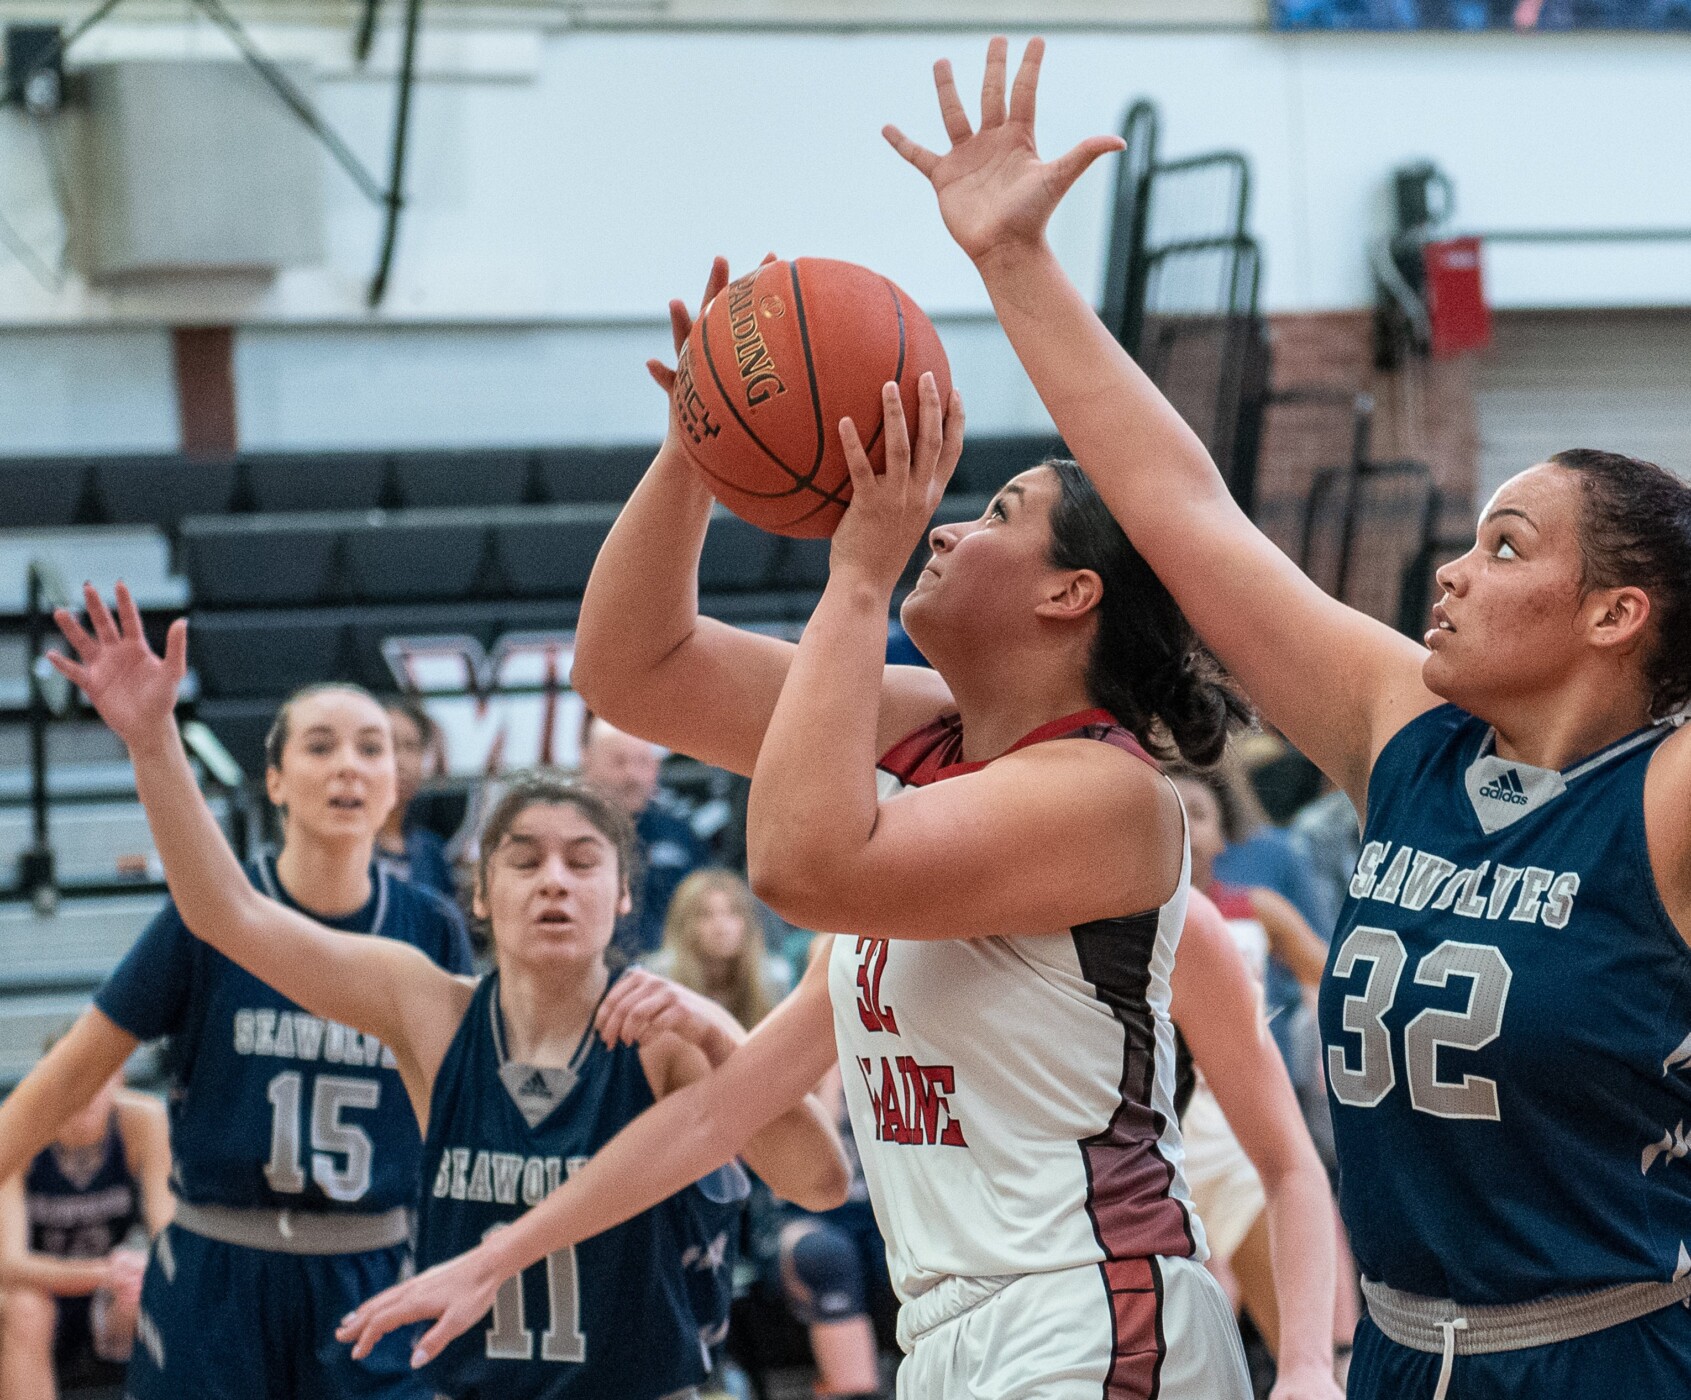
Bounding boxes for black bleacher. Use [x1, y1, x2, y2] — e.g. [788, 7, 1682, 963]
[94, 456, 239, 531]
[3, 436, 1064, 777]
[245, 453, 390, 514]
[392, 451, 532, 510]
[0, 458, 92, 528]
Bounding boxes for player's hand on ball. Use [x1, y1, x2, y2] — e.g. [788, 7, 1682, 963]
[596, 968, 739, 1060]
[831, 371, 963, 589]
[50, 582, 187, 753]
[337, 1248, 504, 1368]
[645, 252, 778, 397]
[884, 36, 1123, 267]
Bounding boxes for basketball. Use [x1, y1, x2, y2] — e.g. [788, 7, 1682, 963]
[670, 257, 952, 538]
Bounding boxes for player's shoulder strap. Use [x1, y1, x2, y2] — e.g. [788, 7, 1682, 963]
[878, 707, 1157, 788]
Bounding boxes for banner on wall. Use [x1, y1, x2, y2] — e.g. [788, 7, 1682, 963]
[1274, 0, 1690, 26]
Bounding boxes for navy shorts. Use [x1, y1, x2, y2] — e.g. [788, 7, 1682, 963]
[1348, 1301, 1691, 1399]
[125, 1222, 430, 1400]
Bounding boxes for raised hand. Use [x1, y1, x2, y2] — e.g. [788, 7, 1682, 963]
[883, 36, 1123, 267]
[336, 1247, 503, 1369]
[830, 371, 964, 589]
[51, 582, 187, 754]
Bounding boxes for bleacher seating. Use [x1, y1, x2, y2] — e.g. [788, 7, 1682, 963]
[245, 452, 389, 514]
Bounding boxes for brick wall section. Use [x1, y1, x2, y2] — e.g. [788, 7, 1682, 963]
[1254, 311, 1480, 622]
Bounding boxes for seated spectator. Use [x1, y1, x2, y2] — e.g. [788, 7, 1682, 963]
[1289, 779, 1363, 939]
[776, 1066, 891, 1400]
[580, 717, 708, 956]
[1171, 769, 1359, 1375]
[0, 1063, 172, 1398]
[645, 871, 793, 1029]
[375, 697, 456, 899]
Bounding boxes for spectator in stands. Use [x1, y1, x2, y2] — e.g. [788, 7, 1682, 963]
[1171, 770, 1360, 1375]
[375, 696, 457, 900]
[644, 871, 792, 1030]
[775, 1061, 890, 1400]
[0, 1059, 172, 1399]
[579, 716, 708, 956]
[1289, 780, 1364, 942]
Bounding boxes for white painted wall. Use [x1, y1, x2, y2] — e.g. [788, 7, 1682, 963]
[1, 23, 1687, 451]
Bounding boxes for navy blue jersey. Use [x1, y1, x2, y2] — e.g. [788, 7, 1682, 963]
[95, 855, 473, 1213]
[25, 1113, 141, 1259]
[1321, 704, 1691, 1304]
[417, 971, 745, 1400]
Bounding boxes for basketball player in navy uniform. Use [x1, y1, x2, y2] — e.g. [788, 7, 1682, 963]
[43, 583, 848, 1400]
[886, 35, 1691, 1398]
[0, 680, 474, 1399]
[335, 266, 1344, 1400]
[0, 1065, 171, 1397]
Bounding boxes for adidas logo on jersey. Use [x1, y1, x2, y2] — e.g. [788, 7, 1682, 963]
[1478, 768, 1529, 805]
[519, 1070, 551, 1099]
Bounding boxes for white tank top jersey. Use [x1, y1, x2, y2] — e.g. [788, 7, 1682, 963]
[828, 709, 1207, 1306]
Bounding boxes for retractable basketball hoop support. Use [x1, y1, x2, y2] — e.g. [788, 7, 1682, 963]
[7, 0, 424, 307]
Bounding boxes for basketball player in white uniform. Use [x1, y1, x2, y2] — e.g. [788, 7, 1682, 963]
[339, 263, 1342, 1400]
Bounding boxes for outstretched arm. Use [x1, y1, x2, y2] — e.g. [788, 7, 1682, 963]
[338, 955, 841, 1369]
[886, 38, 1436, 806]
[51, 586, 469, 1108]
[601, 968, 849, 1211]
[572, 260, 954, 779]
[1172, 891, 1340, 1400]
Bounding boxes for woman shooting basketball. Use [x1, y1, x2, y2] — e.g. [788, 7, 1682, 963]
[337, 255, 1343, 1399]
[885, 34, 1691, 1400]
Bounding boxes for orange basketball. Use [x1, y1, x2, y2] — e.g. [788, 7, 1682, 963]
[670, 257, 952, 538]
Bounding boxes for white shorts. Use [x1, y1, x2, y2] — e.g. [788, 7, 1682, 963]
[1181, 1083, 1267, 1261]
[894, 1256, 1250, 1400]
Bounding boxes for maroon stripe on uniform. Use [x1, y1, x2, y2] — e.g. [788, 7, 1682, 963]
[1097, 1256, 1167, 1399]
[1073, 910, 1193, 1397]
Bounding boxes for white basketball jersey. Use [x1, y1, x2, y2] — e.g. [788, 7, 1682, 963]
[828, 710, 1206, 1306]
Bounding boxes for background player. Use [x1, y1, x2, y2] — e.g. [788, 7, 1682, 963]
[336, 266, 1344, 1400]
[886, 33, 1691, 1398]
[0, 680, 474, 1399]
[0, 1063, 171, 1399]
[47, 582, 849, 1400]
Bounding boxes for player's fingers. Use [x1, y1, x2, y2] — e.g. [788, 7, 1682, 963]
[978, 35, 1009, 129]
[911, 373, 944, 490]
[84, 583, 120, 645]
[45, 650, 90, 691]
[936, 388, 967, 497]
[412, 1304, 477, 1369]
[646, 359, 678, 393]
[880, 382, 912, 484]
[163, 618, 189, 684]
[838, 417, 874, 499]
[1008, 36, 1045, 127]
[932, 60, 973, 145]
[114, 580, 145, 643]
[668, 297, 693, 355]
[53, 607, 97, 662]
[881, 125, 939, 177]
[699, 255, 730, 320]
[1048, 135, 1127, 199]
[760, 251, 778, 265]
